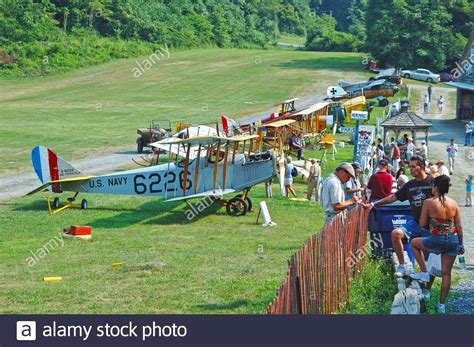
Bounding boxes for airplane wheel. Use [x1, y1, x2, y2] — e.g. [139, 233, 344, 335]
[236, 194, 253, 211]
[52, 197, 60, 209]
[80, 199, 88, 210]
[226, 197, 248, 216]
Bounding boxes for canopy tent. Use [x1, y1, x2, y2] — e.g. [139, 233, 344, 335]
[380, 112, 432, 144]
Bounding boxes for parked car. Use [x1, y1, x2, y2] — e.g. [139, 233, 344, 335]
[439, 72, 456, 82]
[401, 68, 440, 83]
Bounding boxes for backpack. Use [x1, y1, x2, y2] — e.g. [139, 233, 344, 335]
[291, 167, 298, 177]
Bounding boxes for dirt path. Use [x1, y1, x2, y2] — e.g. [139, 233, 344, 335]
[409, 83, 474, 314]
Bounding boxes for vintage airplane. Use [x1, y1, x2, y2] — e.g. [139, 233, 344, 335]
[28, 134, 277, 216]
[326, 78, 399, 101]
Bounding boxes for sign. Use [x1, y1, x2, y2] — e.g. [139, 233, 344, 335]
[339, 127, 355, 133]
[351, 111, 368, 121]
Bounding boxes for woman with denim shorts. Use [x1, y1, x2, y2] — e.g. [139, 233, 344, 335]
[410, 175, 464, 313]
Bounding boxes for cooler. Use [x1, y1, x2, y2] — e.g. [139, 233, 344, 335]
[368, 200, 415, 264]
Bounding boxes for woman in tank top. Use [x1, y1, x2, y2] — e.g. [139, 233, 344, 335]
[410, 175, 464, 313]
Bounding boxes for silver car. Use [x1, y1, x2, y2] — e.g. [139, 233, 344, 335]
[401, 68, 440, 83]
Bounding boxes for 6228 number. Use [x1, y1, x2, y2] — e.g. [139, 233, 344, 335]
[133, 171, 192, 194]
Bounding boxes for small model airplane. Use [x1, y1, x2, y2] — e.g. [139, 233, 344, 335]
[28, 134, 277, 216]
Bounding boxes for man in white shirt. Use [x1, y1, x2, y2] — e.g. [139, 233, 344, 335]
[446, 138, 458, 175]
[320, 163, 360, 223]
[406, 137, 416, 161]
[436, 160, 450, 176]
[420, 140, 428, 162]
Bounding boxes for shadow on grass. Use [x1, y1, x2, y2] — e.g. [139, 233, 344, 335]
[11, 199, 139, 213]
[89, 199, 226, 228]
[274, 56, 364, 72]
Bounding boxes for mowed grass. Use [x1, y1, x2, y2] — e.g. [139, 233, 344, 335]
[0, 48, 364, 175]
[0, 47, 362, 313]
[0, 145, 354, 314]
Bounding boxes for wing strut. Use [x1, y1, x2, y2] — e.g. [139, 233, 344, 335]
[213, 140, 221, 192]
[194, 144, 201, 194]
[222, 142, 230, 189]
[182, 143, 191, 196]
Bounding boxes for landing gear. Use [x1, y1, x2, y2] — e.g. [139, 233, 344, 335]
[52, 197, 60, 209]
[236, 194, 253, 212]
[226, 197, 248, 216]
[47, 192, 87, 213]
[80, 199, 88, 210]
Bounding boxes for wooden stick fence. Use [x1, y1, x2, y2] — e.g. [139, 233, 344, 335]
[267, 206, 368, 314]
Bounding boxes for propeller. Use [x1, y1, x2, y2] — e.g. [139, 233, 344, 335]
[278, 138, 286, 197]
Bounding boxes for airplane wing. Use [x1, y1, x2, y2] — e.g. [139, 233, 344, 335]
[165, 189, 236, 202]
[366, 79, 386, 89]
[26, 176, 95, 195]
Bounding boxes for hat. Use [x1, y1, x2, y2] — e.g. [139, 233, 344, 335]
[378, 158, 389, 167]
[436, 160, 444, 165]
[421, 140, 426, 143]
[336, 162, 355, 178]
[352, 162, 362, 170]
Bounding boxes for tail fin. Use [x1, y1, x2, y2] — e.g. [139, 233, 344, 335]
[31, 146, 82, 192]
[221, 115, 238, 134]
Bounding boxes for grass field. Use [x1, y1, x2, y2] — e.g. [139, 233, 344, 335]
[0, 48, 381, 314]
[0, 145, 357, 314]
[0, 48, 365, 176]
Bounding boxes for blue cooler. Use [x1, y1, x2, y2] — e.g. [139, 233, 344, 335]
[368, 200, 415, 264]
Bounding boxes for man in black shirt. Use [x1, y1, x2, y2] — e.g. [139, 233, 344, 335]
[364, 156, 433, 277]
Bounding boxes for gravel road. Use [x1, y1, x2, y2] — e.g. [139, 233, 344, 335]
[408, 83, 473, 314]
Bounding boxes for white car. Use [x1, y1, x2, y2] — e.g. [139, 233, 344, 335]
[401, 68, 440, 83]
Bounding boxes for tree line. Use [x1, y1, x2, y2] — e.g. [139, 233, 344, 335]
[0, 0, 472, 75]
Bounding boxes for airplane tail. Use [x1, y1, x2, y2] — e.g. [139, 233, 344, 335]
[221, 115, 238, 134]
[31, 146, 82, 192]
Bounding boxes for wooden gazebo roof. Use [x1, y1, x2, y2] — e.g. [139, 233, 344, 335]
[380, 112, 432, 144]
[380, 112, 432, 129]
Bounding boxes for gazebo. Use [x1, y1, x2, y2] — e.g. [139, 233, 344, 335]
[380, 111, 432, 144]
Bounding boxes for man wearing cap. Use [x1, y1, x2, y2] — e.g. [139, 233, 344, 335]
[306, 159, 321, 201]
[320, 163, 361, 223]
[365, 159, 393, 201]
[436, 160, 449, 176]
[364, 156, 433, 278]
[343, 162, 363, 206]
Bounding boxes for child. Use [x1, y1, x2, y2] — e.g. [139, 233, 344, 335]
[466, 175, 474, 207]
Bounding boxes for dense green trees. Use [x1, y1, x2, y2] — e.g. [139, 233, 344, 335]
[0, 0, 291, 75]
[365, 0, 473, 70]
[0, 0, 472, 75]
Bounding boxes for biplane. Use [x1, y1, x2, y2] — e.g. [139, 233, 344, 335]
[28, 134, 276, 216]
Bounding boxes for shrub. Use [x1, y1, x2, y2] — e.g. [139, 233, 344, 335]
[344, 258, 397, 314]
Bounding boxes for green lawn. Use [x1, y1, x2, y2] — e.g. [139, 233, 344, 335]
[0, 145, 355, 314]
[0, 48, 364, 176]
[0, 47, 396, 314]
